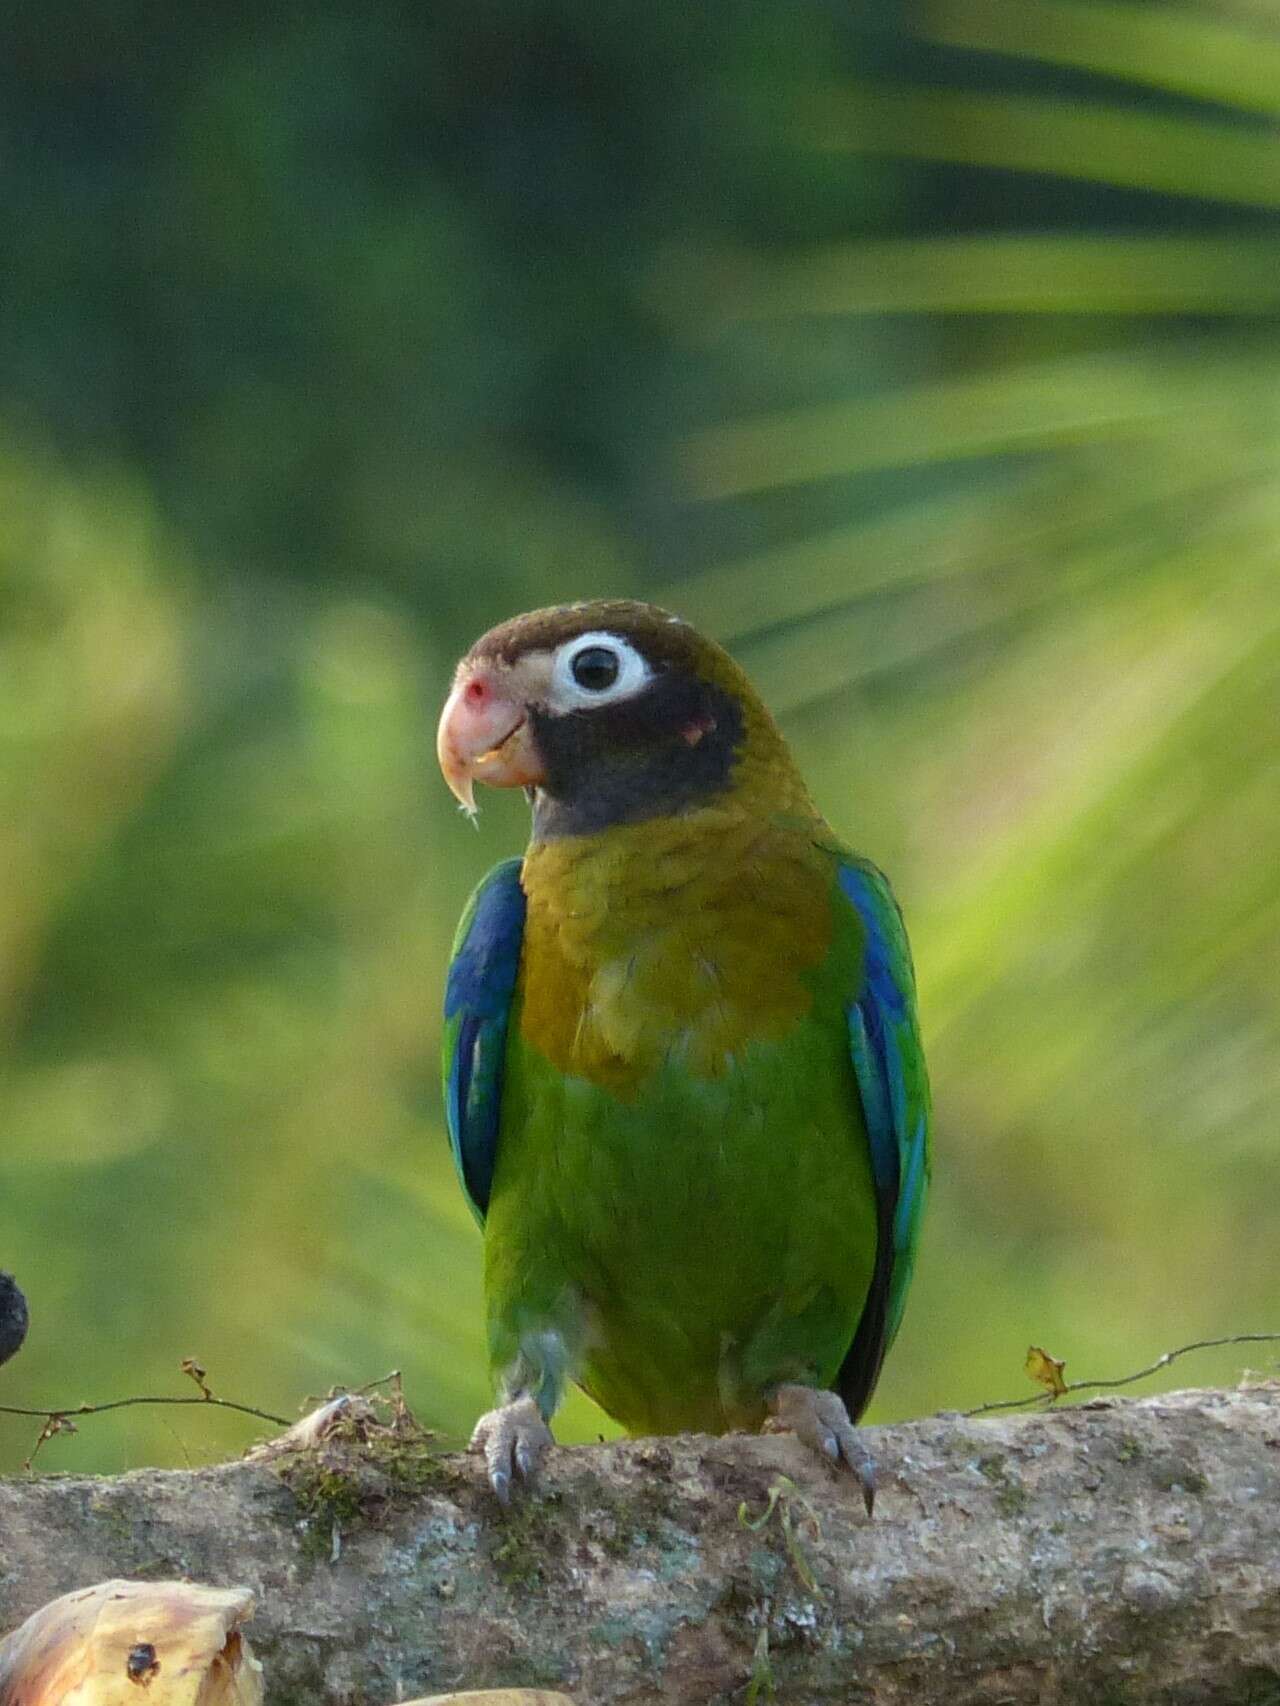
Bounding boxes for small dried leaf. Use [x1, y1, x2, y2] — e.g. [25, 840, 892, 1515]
[179, 1359, 210, 1400]
[0, 1579, 263, 1706]
[1024, 1345, 1068, 1398]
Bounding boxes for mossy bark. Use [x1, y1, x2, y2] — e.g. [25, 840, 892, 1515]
[1, 1386, 1278, 1704]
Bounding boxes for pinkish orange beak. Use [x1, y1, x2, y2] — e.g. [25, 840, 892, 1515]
[437, 667, 546, 816]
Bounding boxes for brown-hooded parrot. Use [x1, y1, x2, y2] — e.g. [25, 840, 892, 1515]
[438, 600, 929, 1506]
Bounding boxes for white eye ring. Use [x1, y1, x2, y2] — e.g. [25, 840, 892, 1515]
[549, 631, 652, 711]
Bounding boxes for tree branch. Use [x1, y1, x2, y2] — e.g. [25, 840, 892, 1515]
[2, 1385, 1278, 1703]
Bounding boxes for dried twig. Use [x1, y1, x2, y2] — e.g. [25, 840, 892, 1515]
[962, 1331, 1280, 1417]
[0, 1361, 291, 1468]
[7, 1333, 1278, 1472]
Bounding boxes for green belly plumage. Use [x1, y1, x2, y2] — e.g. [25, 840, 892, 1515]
[483, 999, 878, 1435]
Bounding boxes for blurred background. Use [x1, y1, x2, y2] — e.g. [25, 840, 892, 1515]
[2, 0, 1278, 1473]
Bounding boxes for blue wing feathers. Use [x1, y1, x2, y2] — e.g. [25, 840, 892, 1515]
[836, 860, 930, 1411]
[442, 857, 526, 1221]
[846, 1005, 892, 1179]
[895, 1113, 928, 1253]
[837, 863, 927, 1203]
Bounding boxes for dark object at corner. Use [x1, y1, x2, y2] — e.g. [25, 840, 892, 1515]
[0, 1271, 28, 1366]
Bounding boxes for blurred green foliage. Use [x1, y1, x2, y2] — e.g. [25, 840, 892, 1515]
[2, 0, 1278, 1472]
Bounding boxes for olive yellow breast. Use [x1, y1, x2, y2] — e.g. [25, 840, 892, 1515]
[518, 798, 836, 1095]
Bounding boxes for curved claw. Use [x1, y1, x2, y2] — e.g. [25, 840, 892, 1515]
[770, 1384, 877, 1516]
[470, 1394, 554, 1503]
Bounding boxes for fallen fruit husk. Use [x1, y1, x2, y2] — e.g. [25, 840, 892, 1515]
[0, 1579, 263, 1706]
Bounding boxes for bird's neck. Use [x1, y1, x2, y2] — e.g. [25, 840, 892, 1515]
[516, 794, 836, 1091]
[523, 729, 824, 912]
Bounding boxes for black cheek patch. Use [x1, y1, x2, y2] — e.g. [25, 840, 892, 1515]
[530, 673, 744, 838]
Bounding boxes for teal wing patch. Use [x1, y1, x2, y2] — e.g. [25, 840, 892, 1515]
[835, 858, 931, 1416]
[442, 858, 526, 1223]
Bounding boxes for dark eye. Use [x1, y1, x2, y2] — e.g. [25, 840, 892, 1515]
[570, 645, 620, 693]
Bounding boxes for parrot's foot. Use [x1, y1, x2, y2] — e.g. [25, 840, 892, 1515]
[470, 1395, 554, 1504]
[769, 1384, 876, 1515]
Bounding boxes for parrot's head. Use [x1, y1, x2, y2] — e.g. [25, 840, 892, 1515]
[438, 600, 800, 836]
